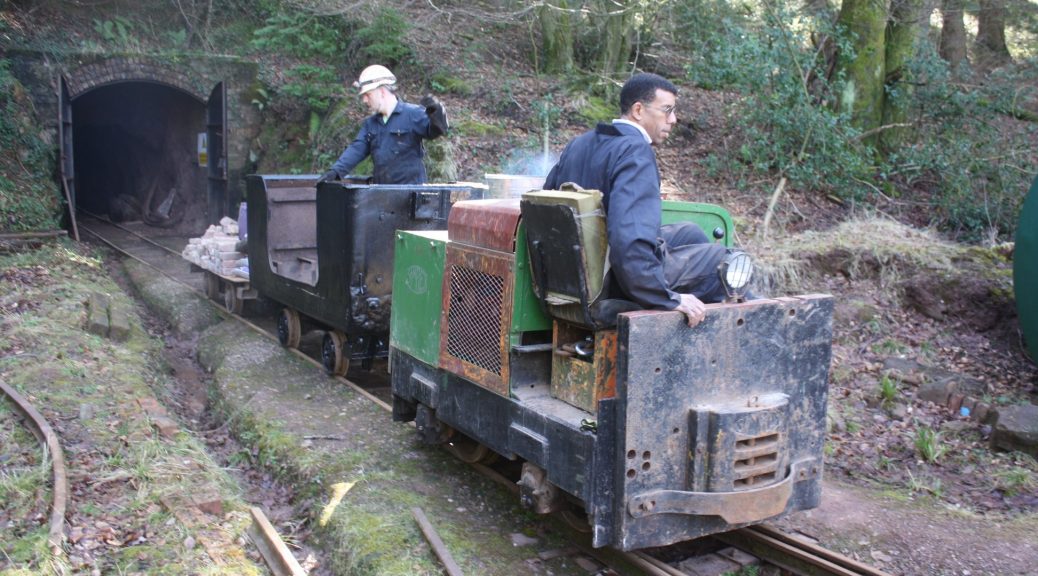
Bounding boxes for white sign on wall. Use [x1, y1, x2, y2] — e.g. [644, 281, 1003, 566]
[197, 132, 208, 167]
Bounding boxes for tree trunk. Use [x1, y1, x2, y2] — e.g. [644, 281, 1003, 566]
[881, 0, 926, 151]
[592, 0, 634, 79]
[939, 0, 968, 71]
[538, 0, 574, 74]
[975, 0, 1012, 70]
[835, 0, 889, 138]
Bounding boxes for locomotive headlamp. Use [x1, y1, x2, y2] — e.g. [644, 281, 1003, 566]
[718, 250, 754, 299]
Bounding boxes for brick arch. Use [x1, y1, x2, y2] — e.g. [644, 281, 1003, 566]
[65, 58, 209, 101]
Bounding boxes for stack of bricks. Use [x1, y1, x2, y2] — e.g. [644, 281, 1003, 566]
[182, 217, 244, 277]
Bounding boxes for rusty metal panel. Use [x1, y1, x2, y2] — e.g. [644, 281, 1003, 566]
[612, 296, 832, 551]
[447, 199, 522, 252]
[439, 243, 515, 396]
[550, 323, 617, 412]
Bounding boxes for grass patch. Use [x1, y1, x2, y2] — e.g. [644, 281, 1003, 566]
[755, 217, 967, 295]
[452, 118, 507, 137]
[0, 241, 262, 574]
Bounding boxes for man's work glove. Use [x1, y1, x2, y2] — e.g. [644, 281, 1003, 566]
[420, 95, 449, 137]
[317, 170, 339, 184]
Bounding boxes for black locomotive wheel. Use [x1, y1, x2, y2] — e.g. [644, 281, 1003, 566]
[205, 272, 220, 301]
[223, 284, 243, 314]
[277, 308, 301, 349]
[322, 330, 350, 376]
[446, 432, 498, 464]
[558, 505, 592, 534]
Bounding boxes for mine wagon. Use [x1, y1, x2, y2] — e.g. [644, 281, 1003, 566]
[245, 174, 485, 373]
[389, 190, 833, 550]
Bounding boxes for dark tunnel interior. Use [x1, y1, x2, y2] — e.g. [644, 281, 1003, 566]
[72, 82, 209, 234]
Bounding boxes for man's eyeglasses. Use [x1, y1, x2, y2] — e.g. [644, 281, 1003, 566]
[644, 103, 677, 117]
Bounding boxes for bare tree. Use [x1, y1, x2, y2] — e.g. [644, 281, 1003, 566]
[939, 0, 968, 71]
[975, 0, 1013, 70]
[538, 0, 575, 73]
[881, 0, 927, 151]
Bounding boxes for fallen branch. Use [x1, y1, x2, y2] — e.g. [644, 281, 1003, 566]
[302, 435, 346, 441]
[0, 230, 68, 240]
[852, 122, 913, 142]
[759, 176, 787, 241]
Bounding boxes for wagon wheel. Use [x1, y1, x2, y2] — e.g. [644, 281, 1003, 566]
[223, 284, 243, 314]
[322, 330, 350, 376]
[558, 504, 592, 534]
[205, 272, 220, 301]
[446, 431, 498, 464]
[277, 308, 301, 349]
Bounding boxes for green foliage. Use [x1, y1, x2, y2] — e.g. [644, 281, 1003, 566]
[878, 375, 899, 406]
[251, 12, 349, 111]
[165, 28, 188, 46]
[914, 426, 948, 463]
[993, 465, 1036, 497]
[878, 47, 1038, 242]
[574, 92, 615, 125]
[0, 59, 62, 232]
[670, 1, 1035, 241]
[875, 338, 907, 355]
[252, 13, 345, 59]
[280, 63, 341, 111]
[677, 2, 874, 195]
[353, 8, 412, 66]
[93, 16, 137, 48]
[429, 71, 472, 96]
[906, 469, 944, 496]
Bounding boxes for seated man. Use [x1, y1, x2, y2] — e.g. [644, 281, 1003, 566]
[543, 72, 750, 327]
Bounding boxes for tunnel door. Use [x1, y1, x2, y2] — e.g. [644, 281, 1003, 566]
[206, 82, 227, 225]
[58, 76, 79, 240]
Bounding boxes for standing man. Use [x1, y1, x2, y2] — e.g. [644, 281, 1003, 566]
[543, 72, 743, 327]
[320, 65, 448, 185]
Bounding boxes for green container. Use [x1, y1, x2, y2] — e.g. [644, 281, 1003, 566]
[390, 230, 448, 366]
[1014, 174, 1038, 361]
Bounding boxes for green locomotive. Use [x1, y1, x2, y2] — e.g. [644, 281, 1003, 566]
[389, 191, 834, 550]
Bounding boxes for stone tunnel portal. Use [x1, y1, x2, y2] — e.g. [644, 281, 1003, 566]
[72, 82, 210, 234]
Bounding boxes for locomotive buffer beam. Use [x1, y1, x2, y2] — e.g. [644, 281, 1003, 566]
[627, 458, 821, 524]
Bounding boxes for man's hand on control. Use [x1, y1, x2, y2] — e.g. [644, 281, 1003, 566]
[675, 293, 706, 327]
[317, 170, 339, 184]
[420, 94, 449, 136]
[420, 95, 441, 112]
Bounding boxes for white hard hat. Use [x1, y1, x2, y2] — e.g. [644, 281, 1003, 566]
[355, 65, 396, 95]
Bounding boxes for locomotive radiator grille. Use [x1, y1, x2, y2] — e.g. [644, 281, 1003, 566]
[732, 432, 781, 489]
[445, 264, 505, 375]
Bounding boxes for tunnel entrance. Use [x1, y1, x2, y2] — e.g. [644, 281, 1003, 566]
[65, 80, 224, 236]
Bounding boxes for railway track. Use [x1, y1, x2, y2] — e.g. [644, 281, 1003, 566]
[77, 215, 894, 576]
[0, 378, 68, 556]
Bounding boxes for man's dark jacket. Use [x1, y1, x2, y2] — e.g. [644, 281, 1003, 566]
[543, 122, 679, 310]
[329, 100, 441, 185]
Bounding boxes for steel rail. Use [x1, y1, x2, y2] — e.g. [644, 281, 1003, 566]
[716, 525, 896, 576]
[77, 224, 894, 576]
[0, 378, 68, 555]
[77, 210, 187, 257]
